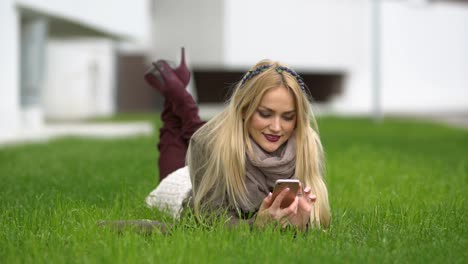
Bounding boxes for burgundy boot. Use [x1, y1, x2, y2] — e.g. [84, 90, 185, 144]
[144, 48, 204, 180]
[144, 47, 190, 94]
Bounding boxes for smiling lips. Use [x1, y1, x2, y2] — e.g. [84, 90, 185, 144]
[264, 134, 281, 142]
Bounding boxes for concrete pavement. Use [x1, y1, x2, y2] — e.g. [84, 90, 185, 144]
[0, 121, 153, 147]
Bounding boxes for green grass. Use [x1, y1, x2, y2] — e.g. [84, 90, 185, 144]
[0, 116, 466, 263]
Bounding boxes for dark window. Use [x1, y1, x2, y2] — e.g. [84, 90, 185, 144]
[193, 69, 344, 103]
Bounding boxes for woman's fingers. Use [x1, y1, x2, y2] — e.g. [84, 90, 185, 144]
[296, 193, 315, 215]
[308, 194, 317, 203]
[271, 187, 291, 209]
[279, 198, 299, 228]
[259, 192, 273, 211]
[257, 193, 305, 229]
[278, 197, 298, 219]
[297, 184, 311, 198]
[301, 186, 315, 205]
[290, 196, 299, 214]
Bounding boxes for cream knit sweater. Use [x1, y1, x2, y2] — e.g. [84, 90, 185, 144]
[145, 166, 192, 219]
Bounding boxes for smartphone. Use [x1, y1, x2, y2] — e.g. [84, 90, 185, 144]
[271, 179, 300, 209]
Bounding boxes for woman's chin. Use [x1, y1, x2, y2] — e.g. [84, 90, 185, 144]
[258, 141, 281, 153]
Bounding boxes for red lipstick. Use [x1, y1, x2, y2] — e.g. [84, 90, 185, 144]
[264, 134, 280, 142]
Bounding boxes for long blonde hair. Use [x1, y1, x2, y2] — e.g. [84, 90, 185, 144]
[187, 60, 331, 228]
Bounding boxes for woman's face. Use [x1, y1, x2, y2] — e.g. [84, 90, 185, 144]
[247, 86, 297, 153]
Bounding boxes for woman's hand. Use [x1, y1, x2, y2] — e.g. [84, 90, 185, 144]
[254, 185, 316, 231]
[254, 188, 299, 229]
[286, 185, 316, 231]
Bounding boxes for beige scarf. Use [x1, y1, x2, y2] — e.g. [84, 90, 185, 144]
[240, 134, 297, 213]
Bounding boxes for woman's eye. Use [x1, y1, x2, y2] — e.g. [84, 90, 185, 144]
[258, 111, 271, 118]
[283, 115, 295, 121]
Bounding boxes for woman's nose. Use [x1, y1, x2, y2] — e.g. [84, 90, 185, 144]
[270, 118, 281, 132]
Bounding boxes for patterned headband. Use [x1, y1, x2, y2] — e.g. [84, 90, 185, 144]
[240, 64, 306, 92]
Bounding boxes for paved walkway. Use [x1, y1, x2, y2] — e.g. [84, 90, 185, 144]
[392, 113, 468, 130]
[0, 121, 153, 147]
[432, 115, 468, 129]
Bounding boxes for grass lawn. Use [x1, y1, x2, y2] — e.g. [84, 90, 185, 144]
[0, 115, 466, 263]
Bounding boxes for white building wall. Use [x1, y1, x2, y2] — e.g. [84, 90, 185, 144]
[224, 0, 468, 114]
[151, 0, 225, 97]
[382, 1, 468, 113]
[43, 39, 116, 119]
[224, 0, 372, 114]
[16, 0, 150, 44]
[151, 0, 375, 113]
[0, 0, 21, 140]
[0, 0, 150, 142]
[151, 0, 224, 66]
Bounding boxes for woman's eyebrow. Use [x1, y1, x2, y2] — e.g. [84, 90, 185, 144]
[258, 106, 295, 114]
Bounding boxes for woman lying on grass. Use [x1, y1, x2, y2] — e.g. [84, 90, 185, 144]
[144, 48, 330, 231]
